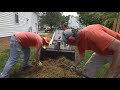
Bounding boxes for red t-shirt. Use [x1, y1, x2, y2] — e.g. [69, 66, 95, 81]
[14, 32, 42, 51]
[77, 24, 120, 55]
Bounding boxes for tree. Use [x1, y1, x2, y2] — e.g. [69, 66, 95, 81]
[60, 15, 70, 29]
[77, 12, 118, 29]
[39, 12, 63, 29]
[39, 12, 70, 30]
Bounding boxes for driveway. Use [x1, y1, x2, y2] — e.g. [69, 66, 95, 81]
[38, 31, 49, 35]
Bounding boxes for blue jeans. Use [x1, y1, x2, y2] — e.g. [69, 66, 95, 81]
[0, 35, 30, 78]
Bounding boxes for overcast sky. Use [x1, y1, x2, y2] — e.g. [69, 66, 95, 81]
[62, 12, 78, 16]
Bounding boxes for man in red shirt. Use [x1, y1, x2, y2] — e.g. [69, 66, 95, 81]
[62, 24, 120, 78]
[0, 32, 49, 78]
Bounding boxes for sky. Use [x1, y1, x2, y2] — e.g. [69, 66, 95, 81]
[62, 12, 78, 16]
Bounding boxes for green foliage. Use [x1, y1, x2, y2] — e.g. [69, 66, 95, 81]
[0, 49, 10, 72]
[77, 12, 118, 29]
[104, 18, 114, 29]
[96, 64, 109, 78]
[60, 15, 70, 26]
[39, 12, 61, 28]
[39, 12, 70, 29]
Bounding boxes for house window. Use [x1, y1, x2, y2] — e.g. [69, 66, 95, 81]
[15, 12, 19, 24]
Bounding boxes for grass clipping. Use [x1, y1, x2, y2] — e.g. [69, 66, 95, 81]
[27, 57, 80, 78]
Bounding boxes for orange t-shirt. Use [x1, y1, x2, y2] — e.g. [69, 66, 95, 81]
[77, 24, 120, 55]
[14, 32, 42, 50]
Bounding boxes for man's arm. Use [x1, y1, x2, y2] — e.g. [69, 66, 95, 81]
[34, 46, 41, 63]
[73, 52, 85, 67]
[106, 39, 120, 78]
[70, 52, 85, 72]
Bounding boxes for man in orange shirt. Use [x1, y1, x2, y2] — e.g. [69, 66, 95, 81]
[0, 32, 49, 78]
[62, 24, 120, 78]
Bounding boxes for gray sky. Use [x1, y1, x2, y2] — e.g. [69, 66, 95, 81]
[62, 12, 78, 16]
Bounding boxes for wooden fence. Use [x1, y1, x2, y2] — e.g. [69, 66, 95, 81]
[112, 18, 120, 33]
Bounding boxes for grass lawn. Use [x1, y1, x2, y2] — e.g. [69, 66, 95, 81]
[0, 48, 109, 78]
[0, 47, 35, 78]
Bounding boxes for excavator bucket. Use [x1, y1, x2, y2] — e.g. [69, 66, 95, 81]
[40, 29, 75, 61]
[40, 48, 75, 61]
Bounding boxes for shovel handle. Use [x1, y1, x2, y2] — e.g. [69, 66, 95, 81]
[63, 64, 90, 78]
[72, 68, 90, 78]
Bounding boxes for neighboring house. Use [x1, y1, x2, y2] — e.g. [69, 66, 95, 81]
[68, 15, 84, 29]
[0, 12, 39, 37]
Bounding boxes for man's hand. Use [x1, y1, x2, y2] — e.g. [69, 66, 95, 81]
[32, 60, 43, 67]
[70, 65, 77, 73]
[38, 61, 43, 66]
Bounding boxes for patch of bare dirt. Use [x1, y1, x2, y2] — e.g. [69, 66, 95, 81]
[22, 57, 80, 78]
[0, 37, 10, 52]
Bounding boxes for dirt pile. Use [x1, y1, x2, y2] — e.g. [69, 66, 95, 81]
[24, 57, 80, 78]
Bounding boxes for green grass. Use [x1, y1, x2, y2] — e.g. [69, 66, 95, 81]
[0, 47, 35, 78]
[0, 48, 109, 78]
[77, 50, 94, 72]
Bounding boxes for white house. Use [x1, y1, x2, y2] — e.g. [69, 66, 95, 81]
[0, 12, 39, 37]
[68, 15, 84, 29]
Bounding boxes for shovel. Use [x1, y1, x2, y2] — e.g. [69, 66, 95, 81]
[59, 64, 90, 78]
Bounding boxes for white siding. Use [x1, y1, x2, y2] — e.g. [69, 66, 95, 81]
[25, 12, 38, 33]
[0, 12, 38, 37]
[68, 16, 80, 29]
[31, 12, 38, 32]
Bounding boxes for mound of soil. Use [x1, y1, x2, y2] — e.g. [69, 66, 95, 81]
[21, 57, 80, 78]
